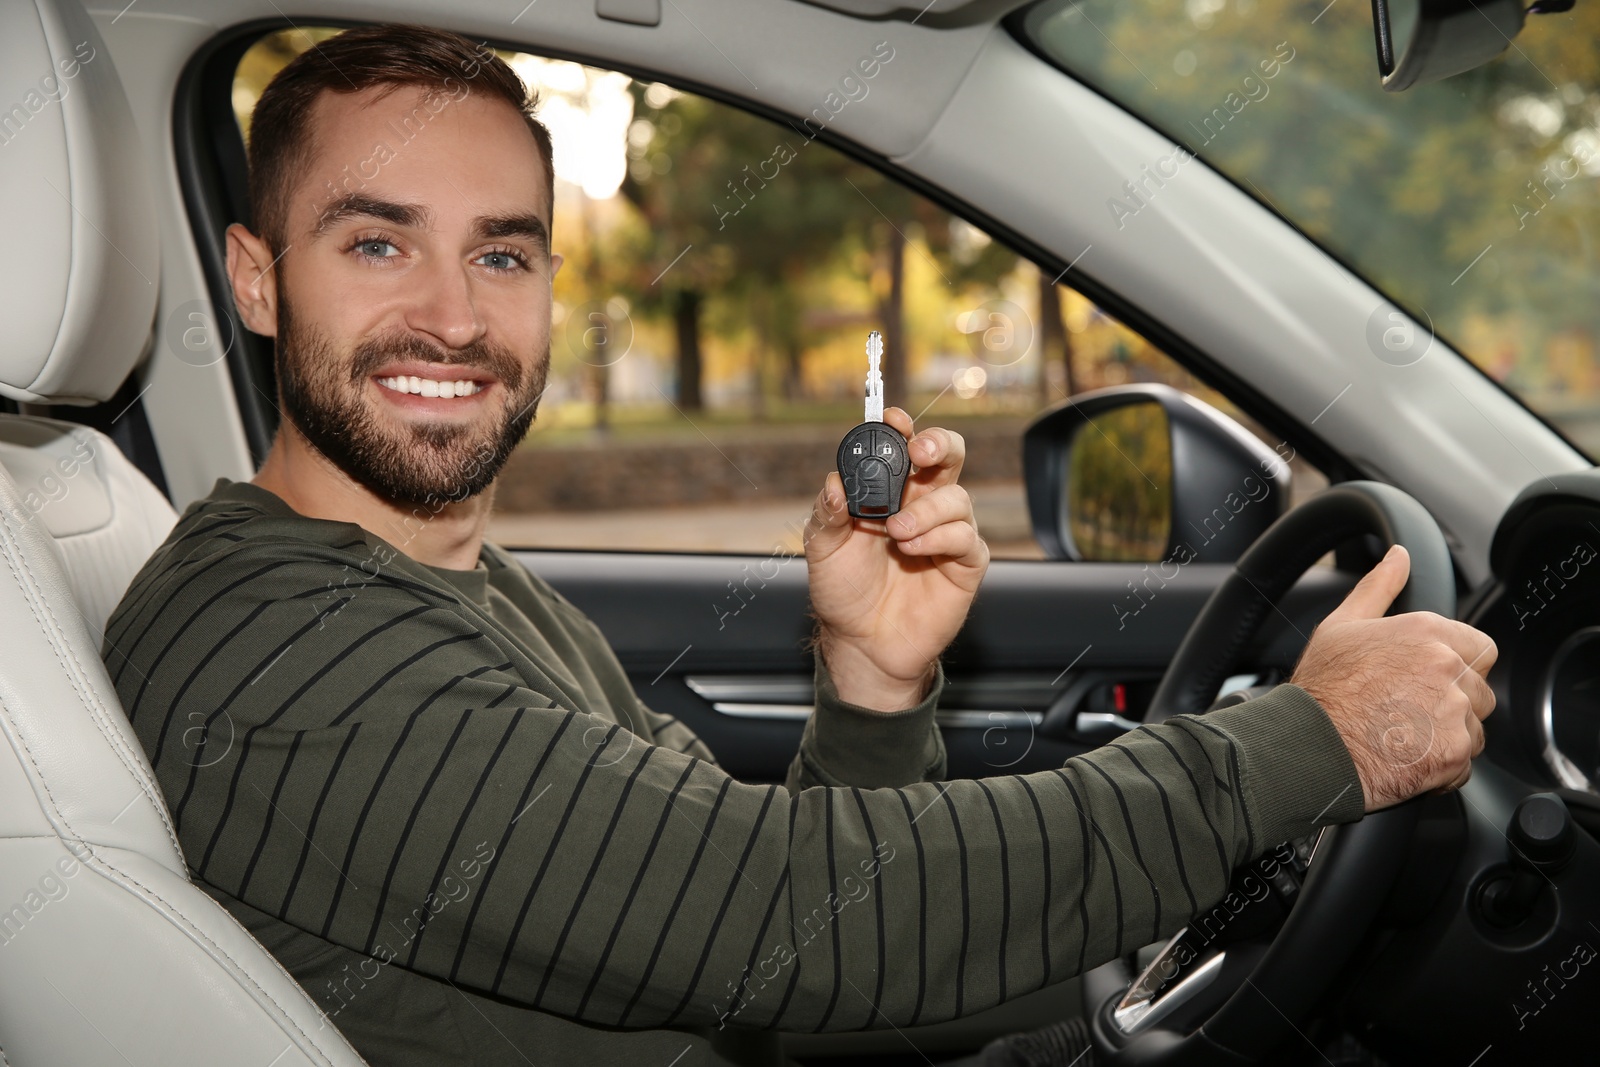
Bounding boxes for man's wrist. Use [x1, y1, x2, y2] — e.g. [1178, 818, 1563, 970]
[803, 647, 946, 787]
[1198, 682, 1368, 850]
[816, 632, 936, 712]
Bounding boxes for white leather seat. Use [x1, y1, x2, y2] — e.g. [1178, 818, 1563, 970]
[0, 415, 178, 636]
[0, 1, 365, 1063]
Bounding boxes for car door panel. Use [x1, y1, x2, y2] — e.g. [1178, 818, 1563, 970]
[516, 551, 1357, 783]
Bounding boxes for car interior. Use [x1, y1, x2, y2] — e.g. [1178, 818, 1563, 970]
[2, 0, 1599, 1063]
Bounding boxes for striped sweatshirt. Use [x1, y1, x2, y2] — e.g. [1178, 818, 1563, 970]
[102, 478, 1366, 1067]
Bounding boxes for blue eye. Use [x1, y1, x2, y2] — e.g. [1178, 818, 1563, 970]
[476, 249, 527, 272]
[354, 238, 398, 259]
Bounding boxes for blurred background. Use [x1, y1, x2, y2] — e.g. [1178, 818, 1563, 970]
[231, 0, 1597, 559]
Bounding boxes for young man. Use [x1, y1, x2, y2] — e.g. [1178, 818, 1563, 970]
[102, 24, 1496, 1067]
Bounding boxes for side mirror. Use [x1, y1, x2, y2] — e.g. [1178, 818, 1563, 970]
[1373, 0, 1529, 92]
[1023, 384, 1292, 563]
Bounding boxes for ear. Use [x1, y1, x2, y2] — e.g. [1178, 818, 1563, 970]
[549, 251, 564, 279]
[225, 222, 281, 337]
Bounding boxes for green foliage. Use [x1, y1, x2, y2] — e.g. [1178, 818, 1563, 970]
[619, 84, 1021, 401]
[1068, 404, 1173, 561]
[1029, 0, 1600, 414]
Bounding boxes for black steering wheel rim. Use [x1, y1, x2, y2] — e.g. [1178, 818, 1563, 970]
[1086, 480, 1456, 1066]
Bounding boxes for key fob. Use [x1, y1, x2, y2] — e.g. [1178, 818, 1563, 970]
[837, 422, 909, 519]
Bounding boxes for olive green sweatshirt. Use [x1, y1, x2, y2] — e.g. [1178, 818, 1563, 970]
[101, 478, 1365, 1066]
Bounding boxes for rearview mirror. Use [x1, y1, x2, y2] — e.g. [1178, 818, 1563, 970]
[1372, 0, 1530, 92]
[1023, 385, 1292, 563]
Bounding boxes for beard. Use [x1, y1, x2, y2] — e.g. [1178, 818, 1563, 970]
[273, 294, 547, 509]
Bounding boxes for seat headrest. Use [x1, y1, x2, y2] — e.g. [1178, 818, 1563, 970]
[0, 0, 160, 405]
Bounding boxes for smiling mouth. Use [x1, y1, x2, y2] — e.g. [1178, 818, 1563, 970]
[374, 375, 488, 399]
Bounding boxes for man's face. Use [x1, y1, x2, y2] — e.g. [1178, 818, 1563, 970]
[268, 83, 559, 507]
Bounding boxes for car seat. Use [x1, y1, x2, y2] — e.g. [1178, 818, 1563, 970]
[0, 1, 366, 1063]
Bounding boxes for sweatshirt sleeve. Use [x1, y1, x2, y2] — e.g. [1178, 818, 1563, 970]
[110, 539, 1366, 1036]
[785, 648, 947, 792]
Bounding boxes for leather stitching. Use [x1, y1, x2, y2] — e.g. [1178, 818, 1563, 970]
[0, 463, 360, 1063]
[0, 695, 353, 1067]
[0, 492, 183, 859]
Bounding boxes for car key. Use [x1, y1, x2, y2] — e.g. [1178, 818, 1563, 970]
[836, 330, 909, 519]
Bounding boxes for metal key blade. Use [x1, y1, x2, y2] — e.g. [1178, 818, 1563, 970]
[864, 330, 885, 424]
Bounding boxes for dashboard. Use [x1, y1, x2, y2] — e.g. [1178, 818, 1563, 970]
[1467, 471, 1600, 798]
[1283, 470, 1600, 1064]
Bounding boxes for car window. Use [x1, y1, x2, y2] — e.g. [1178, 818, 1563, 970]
[1019, 0, 1600, 461]
[232, 28, 1326, 560]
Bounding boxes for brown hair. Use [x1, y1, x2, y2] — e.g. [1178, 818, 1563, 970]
[245, 23, 555, 254]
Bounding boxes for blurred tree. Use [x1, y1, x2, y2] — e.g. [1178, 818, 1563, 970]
[618, 88, 742, 411]
[1038, 0, 1600, 415]
[1068, 404, 1172, 560]
[1039, 271, 1074, 400]
[624, 86, 1031, 413]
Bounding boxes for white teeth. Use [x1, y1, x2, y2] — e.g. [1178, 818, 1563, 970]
[376, 376, 483, 397]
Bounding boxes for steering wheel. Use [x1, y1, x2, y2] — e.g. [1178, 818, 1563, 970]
[1082, 480, 1456, 1066]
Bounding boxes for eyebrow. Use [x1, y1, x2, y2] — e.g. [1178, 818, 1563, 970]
[313, 193, 425, 236]
[472, 214, 550, 254]
[312, 194, 550, 254]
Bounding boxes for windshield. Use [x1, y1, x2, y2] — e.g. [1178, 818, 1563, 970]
[1020, 0, 1600, 460]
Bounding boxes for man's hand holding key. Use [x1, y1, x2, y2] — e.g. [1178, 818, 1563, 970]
[803, 332, 988, 712]
[806, 397, 988, 713]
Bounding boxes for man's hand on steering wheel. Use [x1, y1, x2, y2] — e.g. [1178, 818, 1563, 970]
[1289, 543, 1498, 812]
[804, 407, 990, 712]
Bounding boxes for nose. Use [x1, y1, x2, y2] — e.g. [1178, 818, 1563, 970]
[405, 254, 486, 352]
